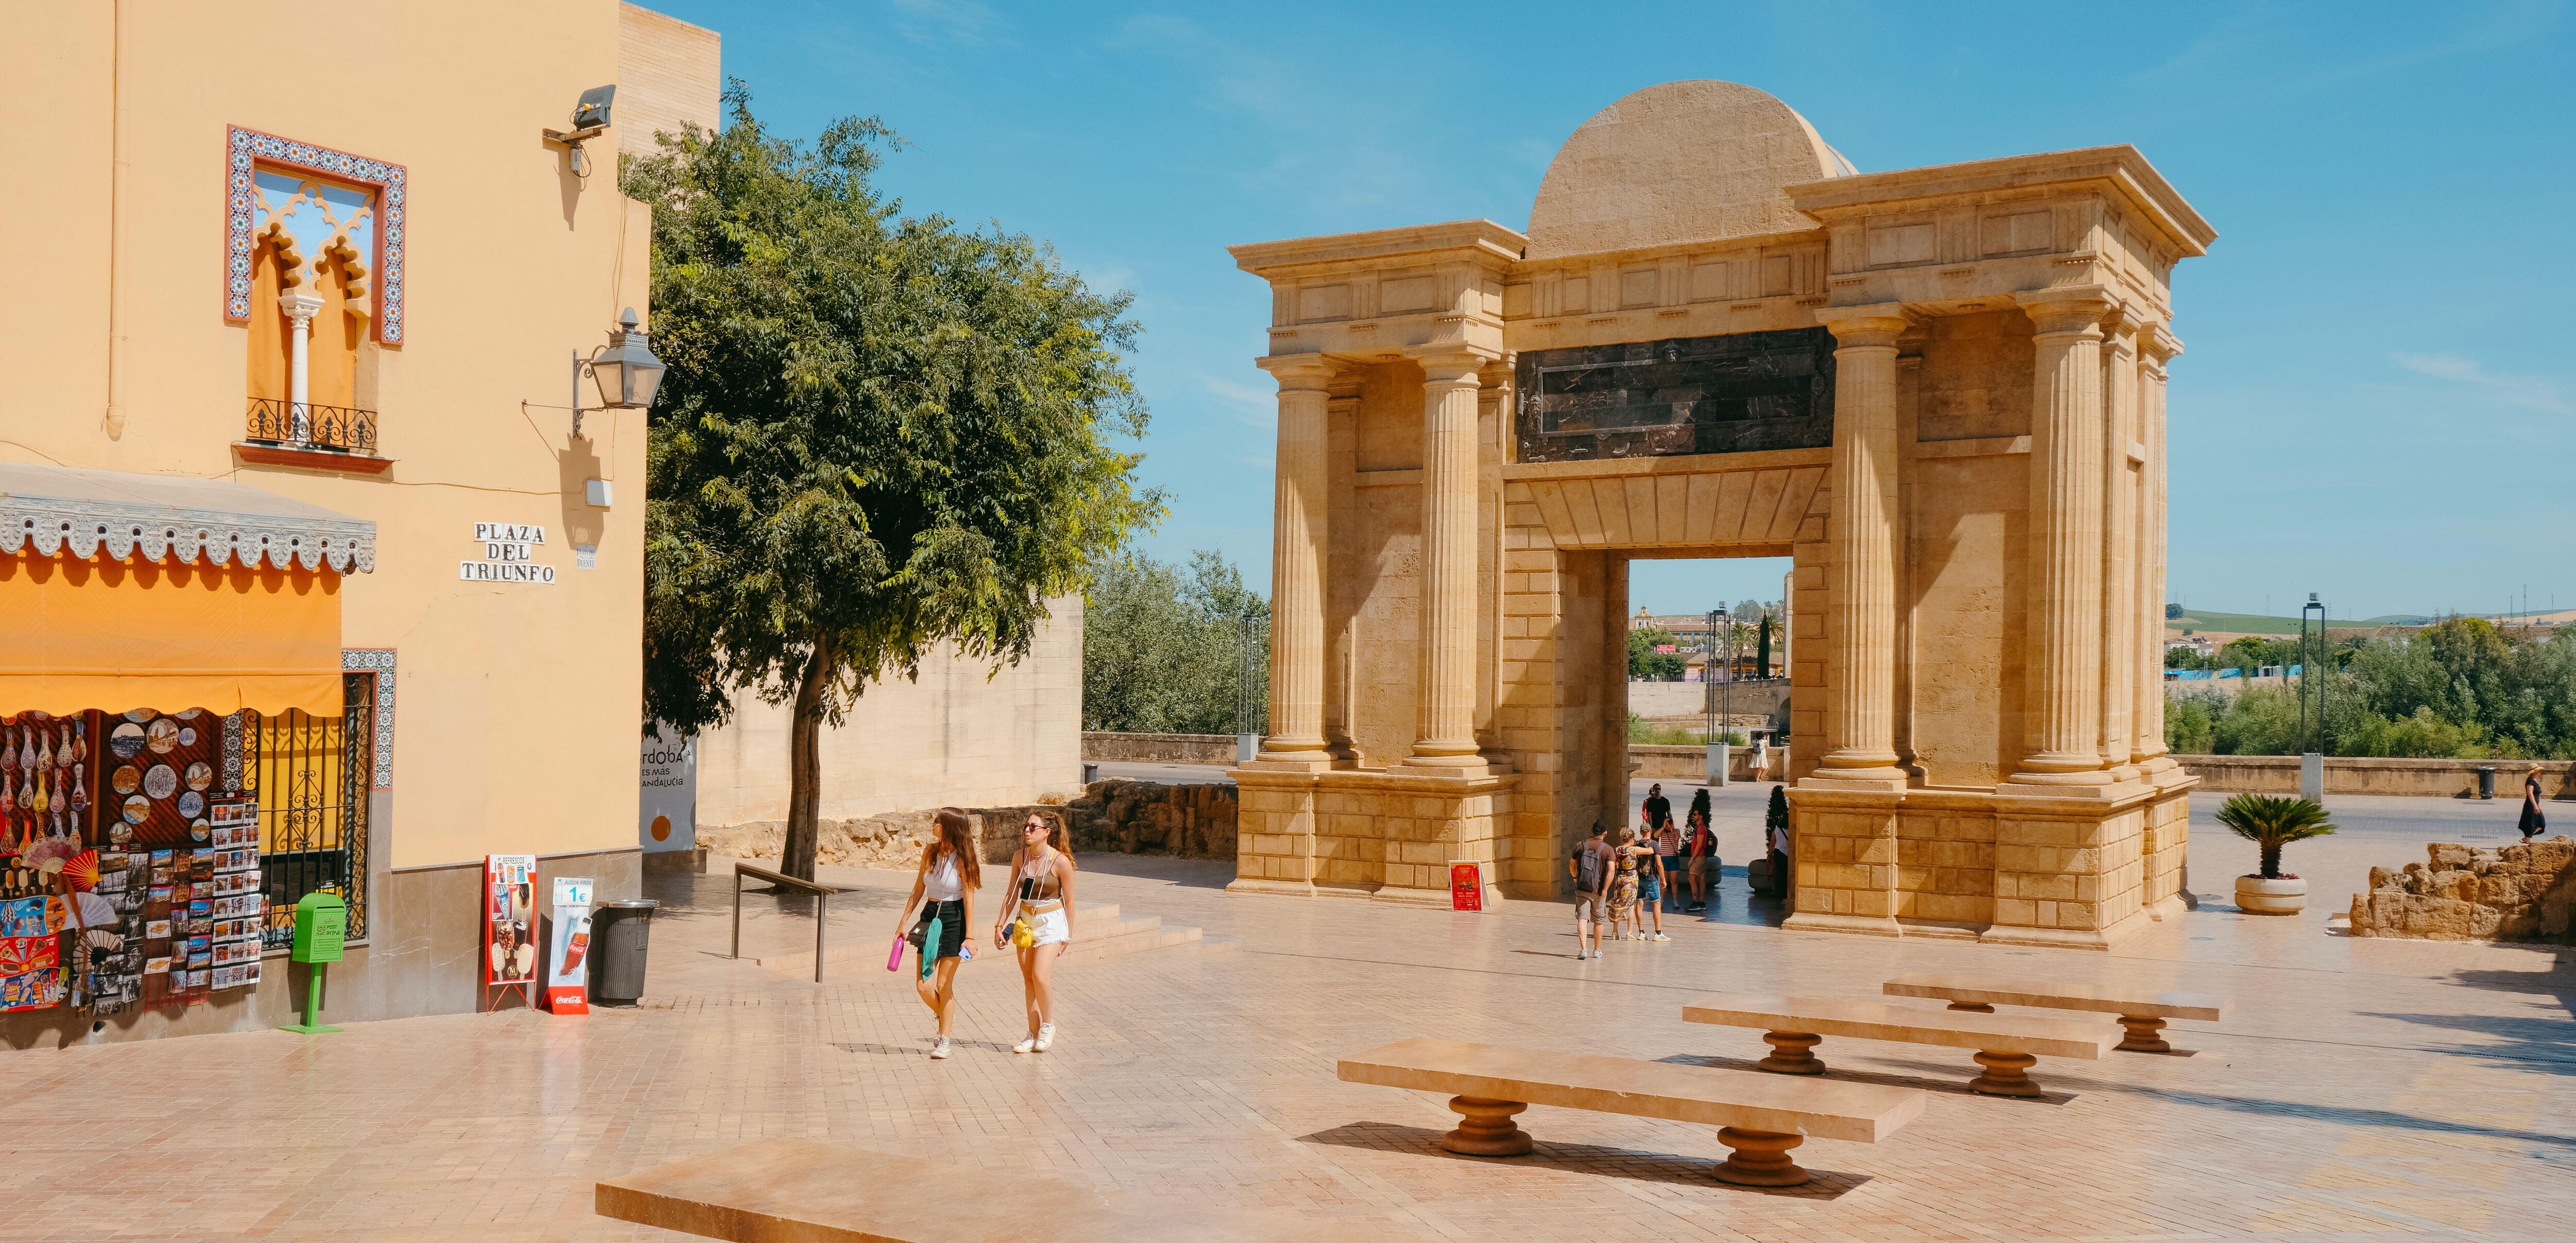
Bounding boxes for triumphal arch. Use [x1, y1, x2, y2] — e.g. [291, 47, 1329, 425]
[1225, 82, 2215, 948]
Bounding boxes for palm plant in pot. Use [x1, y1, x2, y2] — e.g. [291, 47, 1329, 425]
[2215, 793, 2336, 914]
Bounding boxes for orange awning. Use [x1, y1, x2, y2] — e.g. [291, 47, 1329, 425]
[0, 463, 374, 718]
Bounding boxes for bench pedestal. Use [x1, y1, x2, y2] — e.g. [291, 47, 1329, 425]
[1441, 1096, 1534, 1156]
[1757, 1031, 1826, 1075]
[2116, 1015, 2170, 1053]
[1969, 1050, 2043, 1097]
[1946, 1001, 1995, 1013]
[1713, 1127, 1808, 1187]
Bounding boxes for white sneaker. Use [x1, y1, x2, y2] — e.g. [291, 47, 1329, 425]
[1651, 932, 1670, 942]
[1573, 949, 1588, 960]
[1012, 1035, 1039, 1054]
[1035, 1022, 1056, 1052]
[929, 1037, 952, 1060]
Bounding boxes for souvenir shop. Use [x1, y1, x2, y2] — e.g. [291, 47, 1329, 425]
[0, 463, 374, 1026]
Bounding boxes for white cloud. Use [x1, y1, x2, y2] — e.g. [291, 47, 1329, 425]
[1201, 374, 1275, 426]
[889, 0, 1006, 46]
[2391, 352, 2571, 415]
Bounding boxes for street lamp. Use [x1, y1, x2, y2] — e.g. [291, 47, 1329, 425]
[571, 308, 667, 437]
[1706, 608, 1733, 787]
[2299, 593, 2326, 801]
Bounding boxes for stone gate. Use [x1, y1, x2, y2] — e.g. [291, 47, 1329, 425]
[1225, 81, 2215, 948]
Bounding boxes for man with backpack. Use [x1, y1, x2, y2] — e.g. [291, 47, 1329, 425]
[1567, 821, 1611, 959]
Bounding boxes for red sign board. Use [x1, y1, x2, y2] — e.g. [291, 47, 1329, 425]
[1449, 861, 1483, 912]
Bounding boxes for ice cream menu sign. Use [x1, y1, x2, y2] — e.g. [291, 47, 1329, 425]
[459, 522, 555, 584]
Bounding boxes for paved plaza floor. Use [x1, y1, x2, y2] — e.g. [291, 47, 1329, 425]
[0, 781, 2567, 1240]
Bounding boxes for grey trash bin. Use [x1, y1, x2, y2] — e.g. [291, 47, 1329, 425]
[589, 898, 658, 1007]
[2478, 765, 2497, 800]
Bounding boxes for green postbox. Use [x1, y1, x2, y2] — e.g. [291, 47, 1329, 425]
[279, 892, 347, 1034]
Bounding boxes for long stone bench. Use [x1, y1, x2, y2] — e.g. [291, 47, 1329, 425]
[1881, 972, 2232, 1053]
[1337, 1036, 1925, 1187]
[596, 1137, 1433, 1241]
[1681, 993, 2117, 1098]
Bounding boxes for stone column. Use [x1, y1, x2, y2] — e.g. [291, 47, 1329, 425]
[1809, 304, 1910, 790]
[2098, 308, 2141, 780]
[2133, 326, 2183, 772]
[1257, 355, 1336, 765]
[279, 290, 325, 441]
[1401, 348, 1488, 770]
[2007, 287, 2115, 788]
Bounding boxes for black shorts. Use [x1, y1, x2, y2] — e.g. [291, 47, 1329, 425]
[915, 899, 966, 960]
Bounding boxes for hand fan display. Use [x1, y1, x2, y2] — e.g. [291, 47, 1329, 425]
[55, 850, 98, 894]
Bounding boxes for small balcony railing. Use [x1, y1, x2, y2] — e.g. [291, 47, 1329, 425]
[245, 397, 379, 456]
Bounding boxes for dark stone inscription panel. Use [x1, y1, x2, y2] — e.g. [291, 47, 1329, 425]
[1513, 327, 1835, 463]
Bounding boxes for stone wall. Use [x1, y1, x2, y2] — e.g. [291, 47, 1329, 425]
[1631, 744, 1789, 782]
[698, 778, 1240, 872]
[1062, 779, 1238, 859]
[2348, 837, 2576, 942]
[2177, 756, 2574, 799]
[1082, 732, 1236, 764]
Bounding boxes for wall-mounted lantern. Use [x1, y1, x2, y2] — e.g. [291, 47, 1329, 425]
[571, 308, 666, 437]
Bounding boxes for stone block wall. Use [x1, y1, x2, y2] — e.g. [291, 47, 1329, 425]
[1791, 800, 1899, 922]
[699, 779, 1241, 874]
[2176, 755, 2574, 799]
[1893, 805, 1996, 926]
[1989, 802, 2145, 940]
[1081, 733, 1237, 764]
[2140, 789, 2190, 908]
[2348, 837, 2576, 942]
[1062, 779, 1237, 858]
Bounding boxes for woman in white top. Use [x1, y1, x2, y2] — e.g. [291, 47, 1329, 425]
[892, 809, 980, 1060]
[994, 809, 1076, 1053]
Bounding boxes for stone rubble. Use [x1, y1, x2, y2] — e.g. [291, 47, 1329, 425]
[2347, 835, 2576, 942]
[696, 779, 1240, 870]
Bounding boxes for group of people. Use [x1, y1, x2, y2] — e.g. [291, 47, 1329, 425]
[1565, 782, 1791, 959]
[888, 807, 1078, 1061]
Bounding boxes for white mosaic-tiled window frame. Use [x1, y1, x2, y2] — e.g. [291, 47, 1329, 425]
[225, 126, 408, 344]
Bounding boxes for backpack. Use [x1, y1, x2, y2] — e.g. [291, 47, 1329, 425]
[1574, 840, 1604, 891]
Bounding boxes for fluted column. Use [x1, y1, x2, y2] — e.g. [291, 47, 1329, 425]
[2098, 308, 2141, 780]
[1403, 349, 1487, 768]
[2133, 326, 2183, 770]
[2009, 287, 2116, 787]
[1810, 304, 1910, 789]
[1258, 355, 1336, 763]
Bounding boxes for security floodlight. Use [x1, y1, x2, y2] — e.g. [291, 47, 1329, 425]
[545, 85, 617, 177]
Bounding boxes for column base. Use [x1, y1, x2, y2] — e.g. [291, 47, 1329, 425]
[1781, 912, 1903, 937]
[1371, 884, 1502, 910]
[1223, 878, 1316, 898]
[1241, 755, 1338, 774]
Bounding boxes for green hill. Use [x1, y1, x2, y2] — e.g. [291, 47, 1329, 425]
[2167, 610, 2434, 635]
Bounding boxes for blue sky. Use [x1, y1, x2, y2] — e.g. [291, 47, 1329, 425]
[649, 0, 2573, 623]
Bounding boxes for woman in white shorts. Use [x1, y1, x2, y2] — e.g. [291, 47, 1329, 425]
[995, 809, 1076, 1053]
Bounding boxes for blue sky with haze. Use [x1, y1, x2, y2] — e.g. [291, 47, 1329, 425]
[646, 0, 2572, 622]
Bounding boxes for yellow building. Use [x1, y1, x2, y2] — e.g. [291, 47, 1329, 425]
[0, 3, 719, 1036]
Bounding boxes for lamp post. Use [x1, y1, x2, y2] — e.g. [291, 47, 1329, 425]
[571, 308, 668, 437]
[2299, 593, 2326, 802]
[1706, 608, 1732, 786]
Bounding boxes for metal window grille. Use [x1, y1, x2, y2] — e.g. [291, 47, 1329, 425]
[242, 673, 372, 949]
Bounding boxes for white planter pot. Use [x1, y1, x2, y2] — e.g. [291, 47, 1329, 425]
[2235, 875, 2306, 915]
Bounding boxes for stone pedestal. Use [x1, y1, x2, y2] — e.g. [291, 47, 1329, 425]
[1228, 767, 1514, 908]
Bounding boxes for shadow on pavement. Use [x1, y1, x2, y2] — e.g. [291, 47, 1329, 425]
[1297, 1121, 1871, 1198]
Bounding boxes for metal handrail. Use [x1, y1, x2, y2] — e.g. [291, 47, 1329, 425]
[730, 862, 841, 984]
[245, 397, 380, 455]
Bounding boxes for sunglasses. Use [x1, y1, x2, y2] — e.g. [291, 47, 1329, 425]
[1022, 823, 1047, 833]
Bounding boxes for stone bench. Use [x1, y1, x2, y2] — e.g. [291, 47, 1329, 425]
[1881, 972, 2232, 1053]
[1337, 1036, 1925, 1187]
[1681, 993, 2117, 1097]
[596, 1137, 1428, 1241]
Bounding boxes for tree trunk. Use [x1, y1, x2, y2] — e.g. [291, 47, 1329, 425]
[2259, 841, 2281, 880]
[782, 633, 835, 882]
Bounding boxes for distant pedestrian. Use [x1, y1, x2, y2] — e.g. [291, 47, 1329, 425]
[996, 809, 1076, 1053]
[1605, 827, 1643, 940]
[1635, 826, 1671, 941]
[2521, 769, 2548, 841]
[1683, 804, 1717, 913]
[1765, 787, 1791, 898]
[893, 808, 981, 1060]
[1655, 815, 1682, 911]
[1568, 822, 1609, 959]
[1642, 783, 1672, 836]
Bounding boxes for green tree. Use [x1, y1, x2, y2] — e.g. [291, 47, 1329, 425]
[2164, 690, 2218, 754]
[631, 83, 1160, 879]
[1755, 611, 1773, 678]
[1083, 550, 1268, 734]
[1629, 626, 1686, 680]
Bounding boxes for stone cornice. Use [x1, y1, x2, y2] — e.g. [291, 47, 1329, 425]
[1230, 219, 1528, 278]
[1784, 145, 2215, 257]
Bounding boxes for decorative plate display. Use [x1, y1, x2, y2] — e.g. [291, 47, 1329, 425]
[145, 719, 179, 754]
[109, 724, 146, 760]
[190, 820, 210, 842]
[184, 762, 212, 792]
[143, 764, 178, 801]
[112, 765, 142, 795]
[178, 728, 197, 746]
[122, 709, 154, 723]
[176, 791, 204, 819]
[175, 709, 203, 721]
[121, 795, 150, 825]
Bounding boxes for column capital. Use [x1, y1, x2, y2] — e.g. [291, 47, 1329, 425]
[1815, 302, 1913, 347]
[2101, 304, 2148, 356]
[1255, 353, 1340, 390]
[1403, 344, 1497, 383]
[2140, 323, 2184, 365]
[276, 290, 326, 321]
[2013, 285, 2116, 336]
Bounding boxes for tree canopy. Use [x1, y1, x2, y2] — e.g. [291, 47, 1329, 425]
[630, 82, 1160, 877]
[1083, 550, 1268, 735]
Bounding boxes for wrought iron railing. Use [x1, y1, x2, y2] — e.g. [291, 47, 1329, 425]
[245, 397, 379, 455]
[244, 672, 372, 950]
